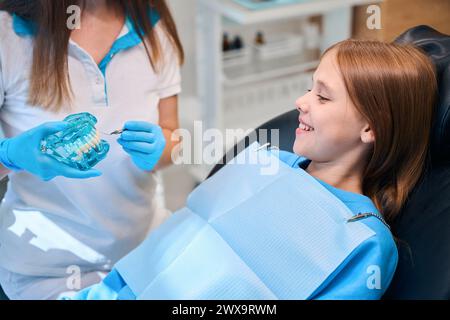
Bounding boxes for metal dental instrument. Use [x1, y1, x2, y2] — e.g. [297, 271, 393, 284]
[255, 143, 280, 152]
[100, 129, 125, 136]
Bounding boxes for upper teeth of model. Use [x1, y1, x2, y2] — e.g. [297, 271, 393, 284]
[300, 123, 314, 131]
[70, 128, 101, 160]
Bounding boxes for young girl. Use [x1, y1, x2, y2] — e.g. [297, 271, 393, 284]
[0, 0, 183, 299]
[71, 39, 438, 300]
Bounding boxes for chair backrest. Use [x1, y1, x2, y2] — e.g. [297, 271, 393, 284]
[208, 26, 450, 300]
[384, 25, 450, 300]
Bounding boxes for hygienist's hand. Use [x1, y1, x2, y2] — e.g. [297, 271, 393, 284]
[117, 121, 166, 172]
[0, 122, 102, 181]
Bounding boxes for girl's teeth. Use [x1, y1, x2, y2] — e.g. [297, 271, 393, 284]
[299, 123, 314, 131]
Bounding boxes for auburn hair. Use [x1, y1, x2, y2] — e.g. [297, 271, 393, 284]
[323, 40, 437, 223]
[0, 0, 184, 111]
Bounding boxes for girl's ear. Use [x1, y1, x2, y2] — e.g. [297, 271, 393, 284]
[361, 124, 375, 144]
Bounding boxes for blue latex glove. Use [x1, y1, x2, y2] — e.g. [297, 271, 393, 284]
[0, 122, 102, 181]
[117, 121, 166, 172]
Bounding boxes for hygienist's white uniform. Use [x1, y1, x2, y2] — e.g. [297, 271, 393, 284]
[0, 11, 181, 299]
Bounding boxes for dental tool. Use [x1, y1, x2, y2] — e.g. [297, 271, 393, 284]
[100, 129, 125, 136]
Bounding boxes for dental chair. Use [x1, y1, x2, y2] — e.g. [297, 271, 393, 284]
[0, 26, 448, 301]
[208, 25, 450, 300]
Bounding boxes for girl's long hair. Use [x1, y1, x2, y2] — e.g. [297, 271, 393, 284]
[0, 0, 184, 111]
[324, 40, 437, 223]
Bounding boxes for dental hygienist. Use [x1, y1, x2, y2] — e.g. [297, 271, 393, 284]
[0, 0, 183, 299]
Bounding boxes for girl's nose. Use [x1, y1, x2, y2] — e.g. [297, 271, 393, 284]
[296, 95, 309, 113]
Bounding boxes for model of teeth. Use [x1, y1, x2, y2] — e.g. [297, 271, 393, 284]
[41, 112, 110, 171]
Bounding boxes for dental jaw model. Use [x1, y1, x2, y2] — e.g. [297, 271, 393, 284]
[40, 113, 110, 171]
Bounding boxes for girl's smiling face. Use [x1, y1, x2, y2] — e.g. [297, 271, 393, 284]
[293, 49, 374, 164]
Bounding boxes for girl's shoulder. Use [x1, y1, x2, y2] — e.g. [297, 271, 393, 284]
[360, 215, 398, 263]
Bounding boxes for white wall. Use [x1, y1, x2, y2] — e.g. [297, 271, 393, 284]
[168, 0, 198, 97]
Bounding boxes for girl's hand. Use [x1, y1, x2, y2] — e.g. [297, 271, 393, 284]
[117, 121, 166, 172]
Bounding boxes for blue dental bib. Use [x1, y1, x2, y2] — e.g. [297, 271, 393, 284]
[116, 143, 375, 299]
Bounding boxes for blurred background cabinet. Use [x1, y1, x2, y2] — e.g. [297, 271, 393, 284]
[192, 0, 378, 180]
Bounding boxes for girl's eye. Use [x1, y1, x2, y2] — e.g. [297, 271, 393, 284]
[317, 95, 330, 102]
[307, 89, 329, 102]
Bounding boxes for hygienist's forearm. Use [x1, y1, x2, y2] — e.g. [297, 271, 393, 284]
[155, 95, 180, 171]
[154, 128, 180, 171]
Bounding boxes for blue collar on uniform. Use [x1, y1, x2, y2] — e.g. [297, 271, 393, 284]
[97, 10, 160, 74]
[12, 13, 37, 36]
[12, 10, 160, 38]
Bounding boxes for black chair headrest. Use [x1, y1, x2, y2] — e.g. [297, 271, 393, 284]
[394, 25, 450, 164]
[387, 26, 450, 300]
